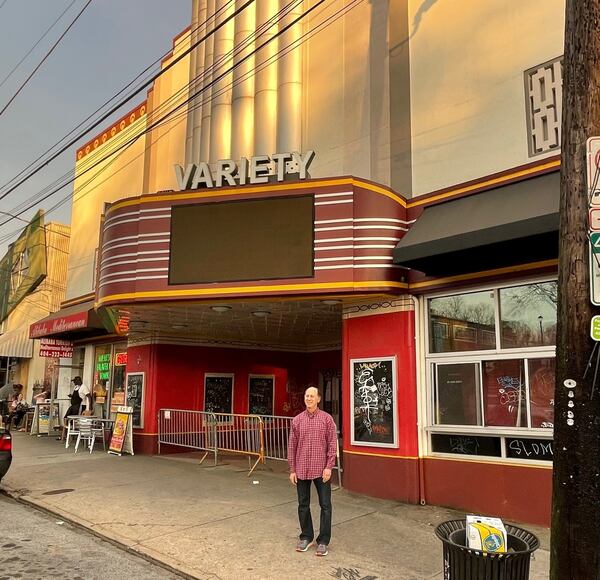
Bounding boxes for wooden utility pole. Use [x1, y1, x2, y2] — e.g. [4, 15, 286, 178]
[551, 1, 600, 578]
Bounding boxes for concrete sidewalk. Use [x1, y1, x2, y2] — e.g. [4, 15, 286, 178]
[1, 433, 550, 579]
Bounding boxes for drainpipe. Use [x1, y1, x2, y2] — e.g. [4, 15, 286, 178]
[411, 294, 427, 506]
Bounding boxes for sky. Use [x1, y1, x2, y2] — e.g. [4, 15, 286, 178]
[0, 0, 191, 255]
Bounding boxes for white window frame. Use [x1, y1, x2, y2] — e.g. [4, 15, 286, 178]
[424, 276, 556, 465]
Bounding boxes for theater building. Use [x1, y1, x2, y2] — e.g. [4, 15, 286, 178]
[30, 1, 565, 525]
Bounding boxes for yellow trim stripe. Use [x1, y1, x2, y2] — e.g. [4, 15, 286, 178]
[425, 455, 552, 470]
[106, 177, 407, 216]
[96, 280, 409, 307]
[409, 259, 558, 290]
[344, 449, 418, 460]
[407, 159, 560, 208]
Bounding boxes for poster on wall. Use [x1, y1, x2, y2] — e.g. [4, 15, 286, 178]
[248, 375, 274, 415]
[204, 374, 234, 415]
[350, 357, 398, 448]
[125, 372, 144, 428]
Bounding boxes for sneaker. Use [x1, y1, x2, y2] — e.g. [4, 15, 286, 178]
[296, 539, 312, 552]
[316, 544, 328, 557]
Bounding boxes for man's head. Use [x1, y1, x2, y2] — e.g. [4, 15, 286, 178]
[13, 384, 23, 393]
[72, 376, 82, 386]
[304, 386, 321, 413]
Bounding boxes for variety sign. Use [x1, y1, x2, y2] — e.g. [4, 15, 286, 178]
[173, 151, 315, 191]
[39, 338, 74, 358]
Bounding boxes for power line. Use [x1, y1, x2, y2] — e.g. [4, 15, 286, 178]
[0, 0, 8, 11]
[0, 0, 93, 119]
[0, 0, 78, 91]
[0, 0, 253, 201]
[0, 0, 236, 196]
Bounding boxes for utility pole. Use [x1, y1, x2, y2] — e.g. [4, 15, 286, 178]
[551, 1, 600, 578]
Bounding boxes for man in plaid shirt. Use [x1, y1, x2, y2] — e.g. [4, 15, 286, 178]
[288, 386, 337, 556]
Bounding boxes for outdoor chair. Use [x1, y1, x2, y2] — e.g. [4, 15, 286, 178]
[91, 420, 106, 451]
[65, 417, 80, 449]
[74, 418, 96, 453]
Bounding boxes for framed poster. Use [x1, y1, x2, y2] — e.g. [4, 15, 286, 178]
[204, 373, 234, 415]
[248, 375, 274, 415]
[350, 356, 398, 448]
[108, 406, 134, 456]
[126, 372, 145, 428]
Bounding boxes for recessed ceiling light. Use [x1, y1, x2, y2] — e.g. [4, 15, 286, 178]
[321, 299, 342, 305]
[211, 305, 232, 313]
[172, 324, 187, 330]
[252, 310, 271, 318]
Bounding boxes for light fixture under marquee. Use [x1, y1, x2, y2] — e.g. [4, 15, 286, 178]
[211, 305, 232, 313]
[251, 310, 271, 318]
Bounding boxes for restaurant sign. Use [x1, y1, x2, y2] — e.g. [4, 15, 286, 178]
[174, 150, 315, 191]
[30, 311, 88, 339]
[39, 338, 74, 358]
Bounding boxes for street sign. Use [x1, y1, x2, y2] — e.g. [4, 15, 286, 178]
[590, 208, 600, 230]
[587, 137, 600, 206]
[592, 316, 600, 341]
[591, 233, 600, 253]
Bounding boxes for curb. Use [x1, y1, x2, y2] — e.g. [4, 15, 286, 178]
[0, 487, 212, 580]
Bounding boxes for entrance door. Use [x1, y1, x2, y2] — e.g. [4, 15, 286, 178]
[319, 370, 341, 432]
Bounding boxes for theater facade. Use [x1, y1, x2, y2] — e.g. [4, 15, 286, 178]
[29, 1, 565, 526]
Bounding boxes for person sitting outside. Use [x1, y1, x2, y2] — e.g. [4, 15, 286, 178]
[7, 385, 28, 430]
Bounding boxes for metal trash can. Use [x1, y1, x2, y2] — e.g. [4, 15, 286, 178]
[435, 519, 539, 580]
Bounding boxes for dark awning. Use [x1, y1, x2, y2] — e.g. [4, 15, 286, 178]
[29, 299, 107, 340]
[393, 172, 559, 276]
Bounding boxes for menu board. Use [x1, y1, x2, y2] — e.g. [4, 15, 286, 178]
[248, 375, 274, 415]
[126, 372, 144, 428]
[108, 406, 134, 456]
[351, 357, 398, 448]
[204, 374, 233, 414]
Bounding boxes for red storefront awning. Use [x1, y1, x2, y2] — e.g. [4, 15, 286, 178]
[29, 300, 107, 339]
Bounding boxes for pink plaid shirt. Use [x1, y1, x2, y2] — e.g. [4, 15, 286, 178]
[288, 408, 337, 480]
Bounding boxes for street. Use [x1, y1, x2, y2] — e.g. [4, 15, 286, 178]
[0, 494, 181, 580]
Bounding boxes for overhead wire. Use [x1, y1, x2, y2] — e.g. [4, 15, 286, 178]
[0, 0, 363, 237]
[0, 0, 237, 195]
[0, 0, 78, 91]
[0, 0, 93, 119]
[0, 0, 253, 200]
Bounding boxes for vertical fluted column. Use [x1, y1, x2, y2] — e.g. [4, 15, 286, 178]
[199, 0, 216, 162]
[276, 0, 303, 153]
[209, 0, 235, 162]
[231, 1, 256, 161]
[253, 0, 278, 156]
[185, 0, 200, 164]
[191, 0, 208, 164]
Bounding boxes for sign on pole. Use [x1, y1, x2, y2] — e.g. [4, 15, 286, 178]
[591, 316, 600, 341]
[587, 137, 600, 206]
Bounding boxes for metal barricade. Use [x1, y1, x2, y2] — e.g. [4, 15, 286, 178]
[158, 409, 218, 465]
[157, 409, 342, 484]
[210, 413, 265, 475]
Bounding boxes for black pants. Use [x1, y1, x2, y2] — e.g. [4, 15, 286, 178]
[296, 477, 332, 545]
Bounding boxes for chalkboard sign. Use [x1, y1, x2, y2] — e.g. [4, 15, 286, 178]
[431, 434, 502, 457]
[248, 375, 274, 415]
[506, 437, 553, 461]
[351, 357, 397, 448]
[204, 374, 233, 415]
[126, 372, 144, 428]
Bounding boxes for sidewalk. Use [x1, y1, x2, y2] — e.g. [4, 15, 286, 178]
[1, 433, 550, 579]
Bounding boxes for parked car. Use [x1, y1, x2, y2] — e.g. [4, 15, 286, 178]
[0, 429, 12, 481]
